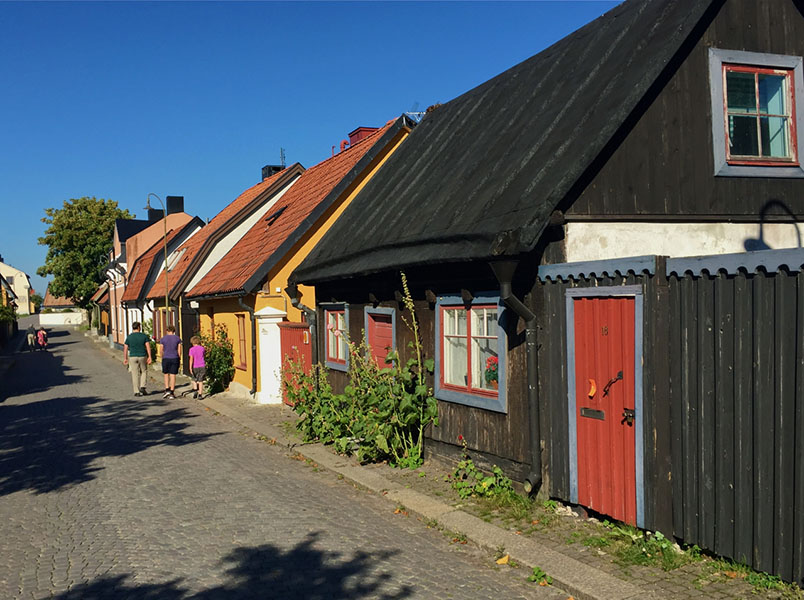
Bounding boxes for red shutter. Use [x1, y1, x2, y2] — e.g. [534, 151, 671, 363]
[367, 313, 393, 365]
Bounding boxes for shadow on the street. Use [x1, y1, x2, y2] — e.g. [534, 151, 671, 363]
[0, 347, 84, 402]
[0, 394, 218, 496]
[49, 533, 412, 600]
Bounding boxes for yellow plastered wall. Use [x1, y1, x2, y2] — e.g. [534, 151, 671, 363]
[254, 126, 411, 322]
[197, 297, 254, 392]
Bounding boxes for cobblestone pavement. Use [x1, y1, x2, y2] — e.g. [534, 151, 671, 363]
[0, 328, 569, 600]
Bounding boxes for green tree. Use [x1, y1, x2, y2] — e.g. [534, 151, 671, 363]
[37, 197, 132, 309]
[30, 293, 43, 311]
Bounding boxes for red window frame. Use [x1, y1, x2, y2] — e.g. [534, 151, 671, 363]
[236, 313, 247, 370]
[439, 304, 499, 398]
[325, 309, 347, 365]
[722, 64, 798, 166]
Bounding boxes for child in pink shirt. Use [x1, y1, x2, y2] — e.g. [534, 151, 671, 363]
[188, 335, 206, 399]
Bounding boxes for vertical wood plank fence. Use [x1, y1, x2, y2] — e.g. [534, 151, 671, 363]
[537, 249, 804, 584]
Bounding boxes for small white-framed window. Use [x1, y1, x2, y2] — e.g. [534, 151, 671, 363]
[323, 304, 349, 371]
[709, 48, 804, 177]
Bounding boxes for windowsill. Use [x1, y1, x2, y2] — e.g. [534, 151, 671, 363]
[236, 365, 247, 371]
[728, 158, 798, 166]
[435, 386, 506, 413]
[325, 359, 347, 372]
[714, 162, 804, 177]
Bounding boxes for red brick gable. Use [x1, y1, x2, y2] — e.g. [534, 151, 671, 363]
[144, 166, 299, 301]
[185, 123, 393, 298]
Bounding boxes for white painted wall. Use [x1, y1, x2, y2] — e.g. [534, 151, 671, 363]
[255, 306, 287, 404]
[0, 262, 32, 314]
[40, 311, 85, 326]
[565, 222, 803, 263]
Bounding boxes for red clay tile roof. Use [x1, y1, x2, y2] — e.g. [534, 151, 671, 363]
[144, 166, 300, 301]
[89, 283, 108, 303]
[186, 123, 394, 298]
[43, 288, 76, 308]
[121, 227, 186, 303]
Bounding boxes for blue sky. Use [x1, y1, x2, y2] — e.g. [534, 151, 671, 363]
[1, 0, 620, 298]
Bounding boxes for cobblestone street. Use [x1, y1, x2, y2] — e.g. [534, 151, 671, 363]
[0, 328, 568, 599]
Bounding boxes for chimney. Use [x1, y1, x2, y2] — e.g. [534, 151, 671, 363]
[148, 208, 164, 222]
[166, 195, 184, 215]
[348, 126, 379, 146]
[262, 165, 284, 180]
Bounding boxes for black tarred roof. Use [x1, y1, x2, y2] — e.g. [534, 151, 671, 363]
[293, 0, 718, 284]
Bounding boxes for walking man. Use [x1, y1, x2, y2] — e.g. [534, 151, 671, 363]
[123, 321, 152, 397]
[26, 324, 36, 351]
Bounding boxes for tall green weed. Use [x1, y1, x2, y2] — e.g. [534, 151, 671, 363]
[283, 273, 438, 468]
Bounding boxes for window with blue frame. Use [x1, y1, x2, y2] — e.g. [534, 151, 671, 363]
[323, 304, 349, 371]
[435, 293, 507, 413]
[709, 48, 804, 178]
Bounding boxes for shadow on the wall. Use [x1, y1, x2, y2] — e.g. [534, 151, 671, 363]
[744, 199, 802, 252]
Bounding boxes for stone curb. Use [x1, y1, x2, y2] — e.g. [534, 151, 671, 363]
[197, 394, 657, 600]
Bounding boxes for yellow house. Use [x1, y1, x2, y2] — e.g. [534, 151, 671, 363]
[0, 274, 17, 309]
[184, 116, 413, 401]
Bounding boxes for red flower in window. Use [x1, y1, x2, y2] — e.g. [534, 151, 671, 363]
[484, 356, 498, 383]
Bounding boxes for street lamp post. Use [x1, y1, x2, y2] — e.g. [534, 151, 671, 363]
[144, 193, 170, 328]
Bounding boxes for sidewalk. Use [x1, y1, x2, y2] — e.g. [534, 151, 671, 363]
[83, 333, 801, 599]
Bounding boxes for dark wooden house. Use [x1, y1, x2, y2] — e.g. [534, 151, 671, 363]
[291, 0, 804, 582]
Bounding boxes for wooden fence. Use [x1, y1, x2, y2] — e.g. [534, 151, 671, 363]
[537, 248, 804, 583]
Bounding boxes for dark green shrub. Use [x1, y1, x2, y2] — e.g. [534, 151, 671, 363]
[0, 305, 15, 323]
[201, 324, 235, 394]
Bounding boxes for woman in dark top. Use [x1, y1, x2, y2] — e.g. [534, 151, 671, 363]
[159, 325, 182, 399]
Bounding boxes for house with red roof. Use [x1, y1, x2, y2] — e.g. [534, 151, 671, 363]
[105, 196, 195, 348]
[143, 164, 305, 367]
[170, 116, 413, 401]
[119, 216, 204, 358]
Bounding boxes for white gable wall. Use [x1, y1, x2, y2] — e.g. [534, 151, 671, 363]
[185, 176, 299, 294]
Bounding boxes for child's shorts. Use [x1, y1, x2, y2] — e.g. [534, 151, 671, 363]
[162, 358, 180, 375]
[192, 367, 206, 382]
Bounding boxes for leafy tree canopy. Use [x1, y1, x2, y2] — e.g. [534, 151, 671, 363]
[30, 293, 43, 309]
[37, 197, 132, 309]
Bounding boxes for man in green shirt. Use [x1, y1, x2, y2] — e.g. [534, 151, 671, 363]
[123, 321, 152, 396]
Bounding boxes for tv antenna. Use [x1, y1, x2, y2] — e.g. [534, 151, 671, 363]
[405, 101, 426, 123]
[280, 147, 286, 168]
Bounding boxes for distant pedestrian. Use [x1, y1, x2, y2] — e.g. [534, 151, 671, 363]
[123, 321, 152, 397]
[26, 325, 36, 351]
[188, 335, 206, 399]
[36, 327, 48, 351]
[159, 325, 182, 399]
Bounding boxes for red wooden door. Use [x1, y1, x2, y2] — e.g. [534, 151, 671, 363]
[367, 312, 393, 366]
[279, 322, 311, 406]
[574, 297, 636, 525]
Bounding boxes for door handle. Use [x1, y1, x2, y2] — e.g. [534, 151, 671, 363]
[602, 371, 623, 397]
[621, 408, 635, 426]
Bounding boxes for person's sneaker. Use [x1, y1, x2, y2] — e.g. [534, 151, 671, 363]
[140, 387, 147, 395]
[193, 391, 199, 399]
[134, 392, 142, 397]
[162, 390, 170, 398]
[167, 392, 176, 400]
